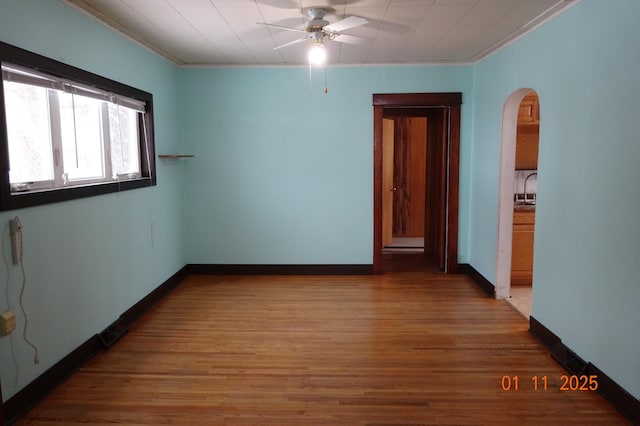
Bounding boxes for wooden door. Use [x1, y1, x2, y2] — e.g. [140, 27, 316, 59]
[392, 117, 426, 237]
[424, 109, 448, 270]
[382, 118, 395, 247]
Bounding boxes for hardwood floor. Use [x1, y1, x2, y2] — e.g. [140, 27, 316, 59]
[17, 257, 628, 425]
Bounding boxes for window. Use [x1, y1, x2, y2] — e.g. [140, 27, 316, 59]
[0, 42, 155, 210]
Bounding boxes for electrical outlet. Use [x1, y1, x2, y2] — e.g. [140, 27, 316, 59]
[0, 310, 16, 336]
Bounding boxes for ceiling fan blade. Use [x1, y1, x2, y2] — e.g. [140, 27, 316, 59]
[324, 16, 368, 32]
[258, 0, 298, 9]
[273, 36, 307, 50]
[333, 34, 368, 45]
[257, 22, 307, 33]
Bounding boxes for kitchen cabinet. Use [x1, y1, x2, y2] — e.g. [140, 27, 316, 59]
[515, 93, 539, 170]
[515, 126, 539, 170]
[511, 209, 535, 286]
[518, 93, 539, 124]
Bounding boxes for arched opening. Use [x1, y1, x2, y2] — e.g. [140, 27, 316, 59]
[496, 89, 540, 316]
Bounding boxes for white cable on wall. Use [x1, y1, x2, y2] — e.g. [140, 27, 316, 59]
[18, 255, 39, 365]
[9, 218, 40, 364]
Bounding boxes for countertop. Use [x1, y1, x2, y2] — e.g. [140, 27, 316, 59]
[514, 204, 536, 212]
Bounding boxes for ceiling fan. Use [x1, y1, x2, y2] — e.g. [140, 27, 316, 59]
[258, 8, 369, 64]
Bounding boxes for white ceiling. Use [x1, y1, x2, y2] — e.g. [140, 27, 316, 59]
[64, 0, 578, 66]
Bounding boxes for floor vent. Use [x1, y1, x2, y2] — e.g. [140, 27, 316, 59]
[97, 320, 128, 349]
[551, 342, 587, 375]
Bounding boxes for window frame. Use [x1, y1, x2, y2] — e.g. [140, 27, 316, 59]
[0, 41, 156, 211]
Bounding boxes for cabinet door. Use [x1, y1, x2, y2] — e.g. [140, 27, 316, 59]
[518, 94, 539, 124]
[511, 212, 535, 285]
[515, 125, 539, 170]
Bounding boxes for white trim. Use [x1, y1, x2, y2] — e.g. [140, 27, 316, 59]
[178, 60, 476, 69]
[495, 88, 536, 299]
[469, 0, 582, 63]
[63, 0, 184, 66]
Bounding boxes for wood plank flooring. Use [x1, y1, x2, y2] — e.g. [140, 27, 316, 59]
[17, 256, 628, 425]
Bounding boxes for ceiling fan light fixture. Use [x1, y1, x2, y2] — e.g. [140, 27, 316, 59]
[308, 43, 327, 66]
[260, 8, 368, 65]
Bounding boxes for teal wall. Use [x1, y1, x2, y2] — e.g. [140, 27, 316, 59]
[469, 0, 640, 398]
[178, 66, 473, 264]
[0, 0, 184, 400]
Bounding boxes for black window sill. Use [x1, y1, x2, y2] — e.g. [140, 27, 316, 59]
[1, 177, 156, 211]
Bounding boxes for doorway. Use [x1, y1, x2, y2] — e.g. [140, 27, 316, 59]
[382, 110, 447, 264]
[382, 116, 427, 254]
[496, 89, 540, 319]
[373, 93, 462, 274]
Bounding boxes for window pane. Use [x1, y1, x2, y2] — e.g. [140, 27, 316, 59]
[109, 104, 140, 177]
[3, 81, 54, 183]
[59, 92, 104, 181]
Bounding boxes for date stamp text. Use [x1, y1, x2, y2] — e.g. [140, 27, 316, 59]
[500, 375, 598, 391]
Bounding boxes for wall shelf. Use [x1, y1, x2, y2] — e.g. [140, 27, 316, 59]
[158, 155, 194, 159]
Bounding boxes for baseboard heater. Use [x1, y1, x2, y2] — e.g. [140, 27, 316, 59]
[97, 319, 128, 349]
[551, 342, 588, 375]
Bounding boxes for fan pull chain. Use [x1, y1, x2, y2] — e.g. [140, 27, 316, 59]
[308, 60, 313, 100]
[324, 66, 328, 94]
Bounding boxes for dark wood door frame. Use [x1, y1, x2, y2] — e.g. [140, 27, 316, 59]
[373, 93, 462, 274]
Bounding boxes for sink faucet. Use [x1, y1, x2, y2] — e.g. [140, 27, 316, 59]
[523, 172, 538, 204]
